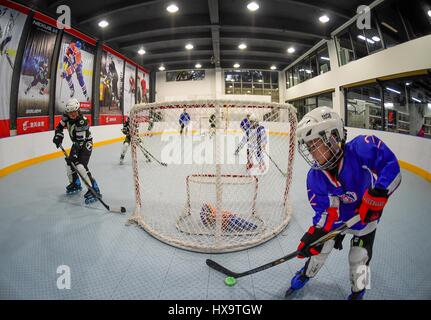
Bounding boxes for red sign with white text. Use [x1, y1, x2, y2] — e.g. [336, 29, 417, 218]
[16, 116, 50, 135]
[99, 114, 123, 125]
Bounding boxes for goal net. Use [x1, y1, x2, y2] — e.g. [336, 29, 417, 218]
[128, 100, 297, 253]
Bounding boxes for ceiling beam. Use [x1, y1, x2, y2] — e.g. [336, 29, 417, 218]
[272, 0, 351, 19]
[208, 0, 220, 68]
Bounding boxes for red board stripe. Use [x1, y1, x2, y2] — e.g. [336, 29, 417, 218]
[99, 114, 123, 125]
[33, 11, 58, 28]
[65, 28, 97, 46]
[16, 116, 50, 135]
[0, 119, 10, 138]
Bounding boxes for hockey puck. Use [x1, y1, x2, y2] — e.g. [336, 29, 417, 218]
[224, 276, 237, 287]
[121, 207, 126, 213]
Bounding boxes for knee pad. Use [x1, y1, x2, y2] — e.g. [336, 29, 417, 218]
[304, 239, 335, 278]
[349, 246, 370, 292]
[66, 164, 73, 183]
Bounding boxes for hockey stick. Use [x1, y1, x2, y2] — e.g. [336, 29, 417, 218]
[206, 214, 361, 279]
[264, 150, 287, 177]
[59, 145, 126, 214]
[136, 138, 168, 167]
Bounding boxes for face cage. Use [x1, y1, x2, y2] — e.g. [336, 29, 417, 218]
[298, 135, 343, 170]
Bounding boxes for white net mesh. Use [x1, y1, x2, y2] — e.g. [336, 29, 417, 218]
[128, 100, 297, 253]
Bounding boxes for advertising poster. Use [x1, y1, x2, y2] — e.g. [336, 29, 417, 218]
[17, 19, 58, 135]
[136, 68, 149, 104]
[99, 50, 124, 125]
[55, 33, 94, 126]
[0, 4, 27, 137]
[123, 62, 136, 119]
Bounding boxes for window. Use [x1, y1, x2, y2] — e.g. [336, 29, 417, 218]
[374, 0, 409, 48]
[166, 70, 205, 81]
[318, 92, 333, 108]
[335, 29, 355, 66]
[346, 84, 382, 130]
[350, 26, 368, 61]
[224, 69, 279, 102]
[345, 75, 431, 138]
[286, 44, 331, 88]
[289, 92, 333, 121]
[398, 0, 431, 39]
[363, 17, 384, 54]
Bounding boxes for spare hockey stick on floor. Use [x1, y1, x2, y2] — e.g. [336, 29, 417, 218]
[136, 138, 168, 167]
[206, 214, 361, 279]
[264, 150, 287, 177]
[60, 145, 126, 214]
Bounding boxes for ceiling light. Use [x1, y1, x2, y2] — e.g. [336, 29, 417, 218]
[305, 70, 312, 74]
[158, 65, 165, 71]
[366, 38, 375, 44]
[428, 103, 431, 109]
[229, 85, 233, 88]
[247, 90, 251, 94]
[287, 47, 295, 54]
[233, 63, 240, 68]
[98, 20, 109, 28]
[386, 87, 401, 94]
[238, 43, 247, 50]
[369, 96, 381, 101]
[412, 97, 422, 103]
[372, 36, 381, 42]
[320, 56, 330, 61]
[138, 48, 146, 55]
[167, 4, 179, 13]
[406, 82, 412, 86]
[270, 65, 277, 70]
[185, 43, 194, 50]
[358, 35, 366, 41]
[258, 79, 263, 82]
[428, 10, 431, 17]
[384, 102, 394, 108]
[247, 2, 259, 12]
[319, 15, 330, 23]
[195, 63, 202, 68]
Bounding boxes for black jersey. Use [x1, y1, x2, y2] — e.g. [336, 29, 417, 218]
[122, 119, 130, 136]
[55, 112, 92, 144]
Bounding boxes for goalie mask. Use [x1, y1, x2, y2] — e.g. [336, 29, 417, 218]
[296, 107, 346, 170]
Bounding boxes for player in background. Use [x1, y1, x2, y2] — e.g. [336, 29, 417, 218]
[120, 118, 150, 164]
[53, 98, 102, 204]
[61, 40, 89, 101]
[235, 114, 252, 169]
[147, 112, 154, 137]
[0, 8, 16, 68]
[24, 57, 49, 95]
[208, 113, 216, 138]
[179, 108, 191, 135]
[287, 107, 401, 300]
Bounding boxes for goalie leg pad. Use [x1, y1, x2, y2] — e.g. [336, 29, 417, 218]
[304, 239, 335, 278]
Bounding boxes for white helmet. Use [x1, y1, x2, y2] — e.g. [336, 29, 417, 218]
[296, 107, 346, 170]
[248, 113, 258, 123]
[65, 98, 80, 113]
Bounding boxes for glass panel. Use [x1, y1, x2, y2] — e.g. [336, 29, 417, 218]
[225, 70, 241, 82]
[308, 54, 318, 78]
[263, 71, 271, 83]
[363, 18, 384, 54]
[317, 46, 331, 74]
[253, 83, 264, 95]
[264, 84, 271, 96]
[374, 0, 409, 48]
[383, 83, 407, 133]
[335, 29, 355, 66]
[242, 82, 252, 95]
[270, 71, 278, 85]
[225, 82, 234, 94]
[350, 26, 368, 60]
[241, 70, 253, 82]
[252, 70, 263, 83]
[398, 0, 431, 39]
[318, 92, 333, 108]
[346, 84, 382, 129]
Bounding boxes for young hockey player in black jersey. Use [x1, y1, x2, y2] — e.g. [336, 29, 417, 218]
[53, 98, 102, 204]
[120, 118, 151, 164]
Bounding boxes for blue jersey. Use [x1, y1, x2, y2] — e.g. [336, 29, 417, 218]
[240, 118, 251, 135]
[179, 112, 190, 124]
[306, 135, 401, 232]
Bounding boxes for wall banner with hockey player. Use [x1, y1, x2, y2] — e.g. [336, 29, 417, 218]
[123, 62, 136, 119]
[136, 67, 149, 105]
[55, 33, 95, 126]
[17, 18, 58, 135]
[0, 3, 28, 138]
[99, 50, 124, 125]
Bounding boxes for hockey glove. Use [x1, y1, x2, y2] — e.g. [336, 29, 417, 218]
[358, 188, 388, 224]
[297, 226, 328, 258]
[53, 132, 64, 148]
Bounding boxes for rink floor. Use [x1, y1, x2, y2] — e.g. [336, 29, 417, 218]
[0, 140, 430, 300]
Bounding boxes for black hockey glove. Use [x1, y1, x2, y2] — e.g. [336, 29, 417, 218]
[53, 132, 64, 148]
[297, 226, 328, 258]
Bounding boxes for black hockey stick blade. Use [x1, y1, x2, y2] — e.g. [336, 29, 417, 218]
[59, 145, 126, 214]
[206, 215, 362, 279]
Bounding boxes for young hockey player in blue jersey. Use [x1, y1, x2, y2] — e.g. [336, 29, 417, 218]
[53, 98, 102, 204]
[287, 107, 401, 300]
[235, 114, 267, 173]
[179, 108, 191, 135]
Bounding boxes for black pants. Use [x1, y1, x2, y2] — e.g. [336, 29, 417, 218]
[68, 140, 93, 182]
[351, 229, 376, 266]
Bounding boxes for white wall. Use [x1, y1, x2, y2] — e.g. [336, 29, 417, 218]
[0, 125, 123, 171]
[346, 127, 431, 175]
[285, 34, 431, 116]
